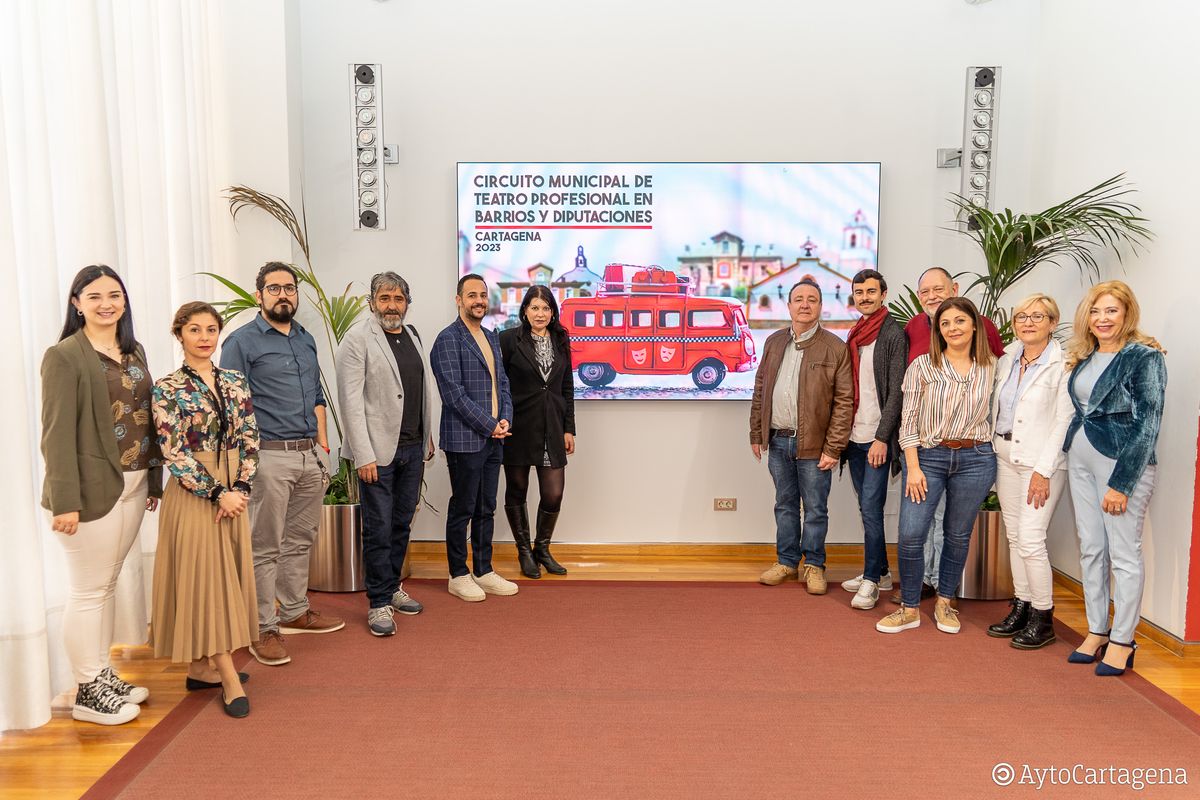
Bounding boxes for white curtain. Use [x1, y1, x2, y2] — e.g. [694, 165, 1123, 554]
[0, 0, 222, 730]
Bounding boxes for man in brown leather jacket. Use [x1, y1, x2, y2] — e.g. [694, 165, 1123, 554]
[749, 277, 854, 594]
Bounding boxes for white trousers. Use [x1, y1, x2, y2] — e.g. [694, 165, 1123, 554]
[55, 471, 148, 684]
[994, 437, 1062, 610]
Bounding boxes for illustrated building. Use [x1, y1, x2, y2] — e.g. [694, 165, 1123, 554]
[839, 209, 877, 274]
[745, 256, 856, 333]
[676, 232, 785, 297]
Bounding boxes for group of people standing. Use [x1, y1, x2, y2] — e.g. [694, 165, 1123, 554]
[40, 264, 574, 725]
[753, 267, 1165, 680]
[38, 257, 1165, 727]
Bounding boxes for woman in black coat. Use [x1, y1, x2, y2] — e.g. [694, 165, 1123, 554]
[499, 285, 576, 578]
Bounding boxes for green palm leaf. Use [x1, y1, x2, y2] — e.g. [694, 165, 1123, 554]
[198, 271, 259, 323]
[949, 173, 1152, 332]
[887, 284, 922, 326]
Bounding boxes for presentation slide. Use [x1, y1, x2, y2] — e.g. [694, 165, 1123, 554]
[457, 162, 880, 400]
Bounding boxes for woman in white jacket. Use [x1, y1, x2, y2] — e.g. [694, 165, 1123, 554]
[986, 294, 1075, 649]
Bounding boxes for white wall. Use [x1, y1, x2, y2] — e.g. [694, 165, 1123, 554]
[1024, 0, 1200, 637]
[292, 0, 1042, 544]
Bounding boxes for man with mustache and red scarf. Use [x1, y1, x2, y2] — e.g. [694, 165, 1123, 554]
[838, 269, 908, 610]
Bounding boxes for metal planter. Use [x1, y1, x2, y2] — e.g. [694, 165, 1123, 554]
[958, 509, 1014, 601]
[309, 504, 364, 592]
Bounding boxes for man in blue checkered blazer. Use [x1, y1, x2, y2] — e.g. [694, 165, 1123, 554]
[430, 274, 519, 602]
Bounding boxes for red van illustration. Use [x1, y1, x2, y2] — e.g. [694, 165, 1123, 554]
[561, 263, 757, 389]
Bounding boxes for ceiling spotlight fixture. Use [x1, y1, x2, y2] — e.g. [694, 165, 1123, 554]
[360, 170, 377, 186]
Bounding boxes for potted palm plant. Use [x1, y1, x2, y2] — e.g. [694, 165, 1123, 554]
[889, 174, 1152, 599]
[205, 185, 370, 591]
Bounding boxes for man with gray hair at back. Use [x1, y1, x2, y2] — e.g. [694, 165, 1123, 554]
[336, 271, 435, 636]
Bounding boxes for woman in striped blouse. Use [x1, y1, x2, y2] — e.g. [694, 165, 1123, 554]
[877, 297, 997, 636]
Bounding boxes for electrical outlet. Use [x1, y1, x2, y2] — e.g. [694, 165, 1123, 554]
[713, 498, 737, 511]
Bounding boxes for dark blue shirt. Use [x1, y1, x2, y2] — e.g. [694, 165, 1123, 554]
[220, 314, 327, 440]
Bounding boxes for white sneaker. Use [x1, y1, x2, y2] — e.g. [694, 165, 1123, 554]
[472, 571, 519, 596]
[851, 579, 880, 610]
[841, 571, 893, 592]
[448, 574, 486, 602]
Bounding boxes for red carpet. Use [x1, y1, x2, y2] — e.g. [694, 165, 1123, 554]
[87, 581, 1200, 799]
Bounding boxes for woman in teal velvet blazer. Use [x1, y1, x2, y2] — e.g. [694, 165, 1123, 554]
[1061, 281, 1166, 677]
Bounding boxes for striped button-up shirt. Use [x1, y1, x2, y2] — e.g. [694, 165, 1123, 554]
[898, 354, 994, 450]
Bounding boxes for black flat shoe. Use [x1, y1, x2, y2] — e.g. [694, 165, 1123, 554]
[187, 672, 249, 691]
[222, 691, 250, 718]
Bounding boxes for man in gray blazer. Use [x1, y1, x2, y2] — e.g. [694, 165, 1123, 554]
[336, 272, 434, 636]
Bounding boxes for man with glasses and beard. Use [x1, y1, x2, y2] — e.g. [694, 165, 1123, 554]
[221, 262, 345, 667]
[336, 272, 434, 636]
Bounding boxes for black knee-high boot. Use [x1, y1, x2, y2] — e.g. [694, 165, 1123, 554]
[533, 509, 567, 575]
[505, 505, 539, 579]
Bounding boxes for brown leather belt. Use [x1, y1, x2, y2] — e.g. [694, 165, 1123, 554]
[261, 438, 316, 452]
[939, 438, 988, 449]
[770, 428, 797, 438]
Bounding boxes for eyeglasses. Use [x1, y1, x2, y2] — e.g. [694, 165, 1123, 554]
[264, 284, 298, 297]
[1013, 312, 1048, 323]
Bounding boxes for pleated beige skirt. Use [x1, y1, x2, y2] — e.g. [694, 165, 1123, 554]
[151, 449, 259, 662]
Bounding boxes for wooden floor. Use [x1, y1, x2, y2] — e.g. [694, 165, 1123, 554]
[4, 543, 1200, 799]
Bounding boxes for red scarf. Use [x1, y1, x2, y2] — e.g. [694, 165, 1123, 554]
[846, 309, 887, 414]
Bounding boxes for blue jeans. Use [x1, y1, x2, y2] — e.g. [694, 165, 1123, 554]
[359, 442, 426, 608]
[898, 443, 997, 606]
[445, 439, 503, 578]
[846, 441, 890, 582]
[767, 434, 832, 569]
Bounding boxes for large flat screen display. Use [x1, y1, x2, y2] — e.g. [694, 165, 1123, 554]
[458, 162, 880, 400]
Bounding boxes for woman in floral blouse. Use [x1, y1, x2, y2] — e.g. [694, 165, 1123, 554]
[151, 301, 259, 718]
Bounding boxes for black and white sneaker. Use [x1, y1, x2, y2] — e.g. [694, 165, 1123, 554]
[73, 678, 140, 725]
[97, 666, 149, 704]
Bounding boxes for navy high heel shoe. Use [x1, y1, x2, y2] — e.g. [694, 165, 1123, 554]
[1067, 632, 1110, 664]
[1095, 641, 1137, 676]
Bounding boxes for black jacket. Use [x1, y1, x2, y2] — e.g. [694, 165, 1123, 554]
[499, 327, 576, 467]
[839, 313, 908, 476]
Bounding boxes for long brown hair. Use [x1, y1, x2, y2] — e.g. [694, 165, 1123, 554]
[1065, 280, 1164, 368]
[929, 296, 994, 368]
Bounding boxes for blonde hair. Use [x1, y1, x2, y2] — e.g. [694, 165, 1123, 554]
[1011, 293, 1060, 324]
[1065, 280, 1164, 368]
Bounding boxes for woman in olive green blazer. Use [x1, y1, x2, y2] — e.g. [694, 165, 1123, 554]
[40, 265, 163, 726]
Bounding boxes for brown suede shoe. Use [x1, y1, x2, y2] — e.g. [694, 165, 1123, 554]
[249, 631, 290, 666]
[803, 565, 828, 595]
[279, 609, 346, 635]
[759, 563, 799, 586]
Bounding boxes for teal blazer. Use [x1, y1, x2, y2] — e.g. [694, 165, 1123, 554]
[1063, 342, 1166, 496]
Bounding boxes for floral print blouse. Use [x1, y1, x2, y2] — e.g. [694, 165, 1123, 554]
[152, 365, 259, 498]
[98, 350, 162, 472]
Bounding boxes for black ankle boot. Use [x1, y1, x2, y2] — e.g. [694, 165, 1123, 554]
[533, 509, 567, 575]
[1011, 606, 1057, 650]
[987, 598, 1031, 638]
[504, 504, 539, 579]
